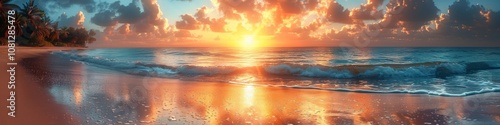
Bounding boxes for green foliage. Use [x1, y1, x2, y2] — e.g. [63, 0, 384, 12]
[0, 0, 96, 47]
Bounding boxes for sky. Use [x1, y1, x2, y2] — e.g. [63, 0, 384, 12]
[11, 0, 500, 47]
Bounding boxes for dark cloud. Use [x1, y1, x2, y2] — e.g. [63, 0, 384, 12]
[446, 0, 489, 27]
[321, 0, 440, 43]
[194, 6, 210, 24]
[92, 0, 169, 31]
[385, 0, 439, 30]
[279, 0, 304, 14]
[326, 1, 353, 24]
[398, 0, 439, 30]
[90, 0, 174, 42]
[176, 14, 200, 30]
[51, 0, 96, 8]
[115, 1, 143, 24]
[91, 10, 117, 27]
[350, 0, 385, 20]
[436, 0, 500, 41]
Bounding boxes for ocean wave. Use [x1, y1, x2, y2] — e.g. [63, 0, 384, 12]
[162, 50, 237, 58]
[52, 51, 500, 79]
[228, 80, 500, 97]
[52, 51, 177, 77]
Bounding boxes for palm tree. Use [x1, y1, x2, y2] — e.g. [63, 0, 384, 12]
[48, 22, 60, 42]
[87, 30, 96, 45]
[41, 15, 51, 26]
[0, 0, 20, 17]
[0, 0, 20, 45]
[18, 0, 50, 46]
[59, 27, 69, 40]
[19, 0, 44, 26]
[3, 12, 23, 37]
[30, 25, 49, 39]
[29, 21, 50, 46]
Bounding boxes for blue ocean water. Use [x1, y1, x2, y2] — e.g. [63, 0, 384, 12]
[52, 47, 500, 96]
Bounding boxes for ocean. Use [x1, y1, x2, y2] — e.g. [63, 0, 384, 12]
[52, 47, 500, 96]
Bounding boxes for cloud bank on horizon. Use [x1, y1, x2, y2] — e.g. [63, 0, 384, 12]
[12, 0, 500, 47]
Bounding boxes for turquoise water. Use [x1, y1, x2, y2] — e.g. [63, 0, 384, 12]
[52, 47, 500, 96]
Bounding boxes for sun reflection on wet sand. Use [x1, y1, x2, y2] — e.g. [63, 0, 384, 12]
[243, 85, 255, 107]
[43, 71, 500, 124]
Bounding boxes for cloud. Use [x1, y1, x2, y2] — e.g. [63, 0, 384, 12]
[208, 18, 227, 32]
[350, 0, 385, 20]
[135, 0, 169, 33]
[305, 0, 319, 10]
[320, 0, 441, 44]
[326, 1, 354, 24]
[114, 1, 143, 24]
[383, 0, 439, 30]
[49, 0, 96, 10]
[279, 0, 304, 14]
[57, 11, 85, 28]
[176, 14, 200, 30]
[117, 24, 131, 35]
[89, 0, 176, 43]
[90, 1, 142, 27]
[436, 0, 500, 41]
[194, 6, 210, 24]
[176, 6, 227, 32]
[79, 0, 500, 46]
[215, 0, 262, 23]
[91, 10, 117, 27]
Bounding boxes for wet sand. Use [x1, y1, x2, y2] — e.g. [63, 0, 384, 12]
[1, 47, 500, 125]
[0, 47, 82, 124]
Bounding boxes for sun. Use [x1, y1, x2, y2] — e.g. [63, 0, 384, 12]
[242, 35, 255, 47]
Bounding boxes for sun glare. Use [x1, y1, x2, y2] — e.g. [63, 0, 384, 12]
[242, 35, 255, 47]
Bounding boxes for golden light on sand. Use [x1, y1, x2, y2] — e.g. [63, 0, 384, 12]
[243, 85, 255, 107]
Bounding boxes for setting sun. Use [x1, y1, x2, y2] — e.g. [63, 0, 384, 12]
[242, 35, 256, 47]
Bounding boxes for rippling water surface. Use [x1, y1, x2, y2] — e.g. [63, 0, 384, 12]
[52, 47, 500, 96]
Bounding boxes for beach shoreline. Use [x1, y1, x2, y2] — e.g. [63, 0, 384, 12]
[1, 47, 500, 124]
[0, 47, 84, 124]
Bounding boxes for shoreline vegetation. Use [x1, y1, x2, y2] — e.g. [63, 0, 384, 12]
[0, 0, 95, 47]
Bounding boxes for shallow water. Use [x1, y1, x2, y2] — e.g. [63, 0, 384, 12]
[51, 47, 500, 96]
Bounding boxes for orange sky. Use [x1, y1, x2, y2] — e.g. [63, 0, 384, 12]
[85, 0, 500, 48]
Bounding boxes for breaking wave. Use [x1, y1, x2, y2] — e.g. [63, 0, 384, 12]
[52, 51, 500, 79]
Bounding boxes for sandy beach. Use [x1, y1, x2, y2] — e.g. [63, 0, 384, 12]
[0, 47, 83, 124]
[1, 47, 500, 125]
